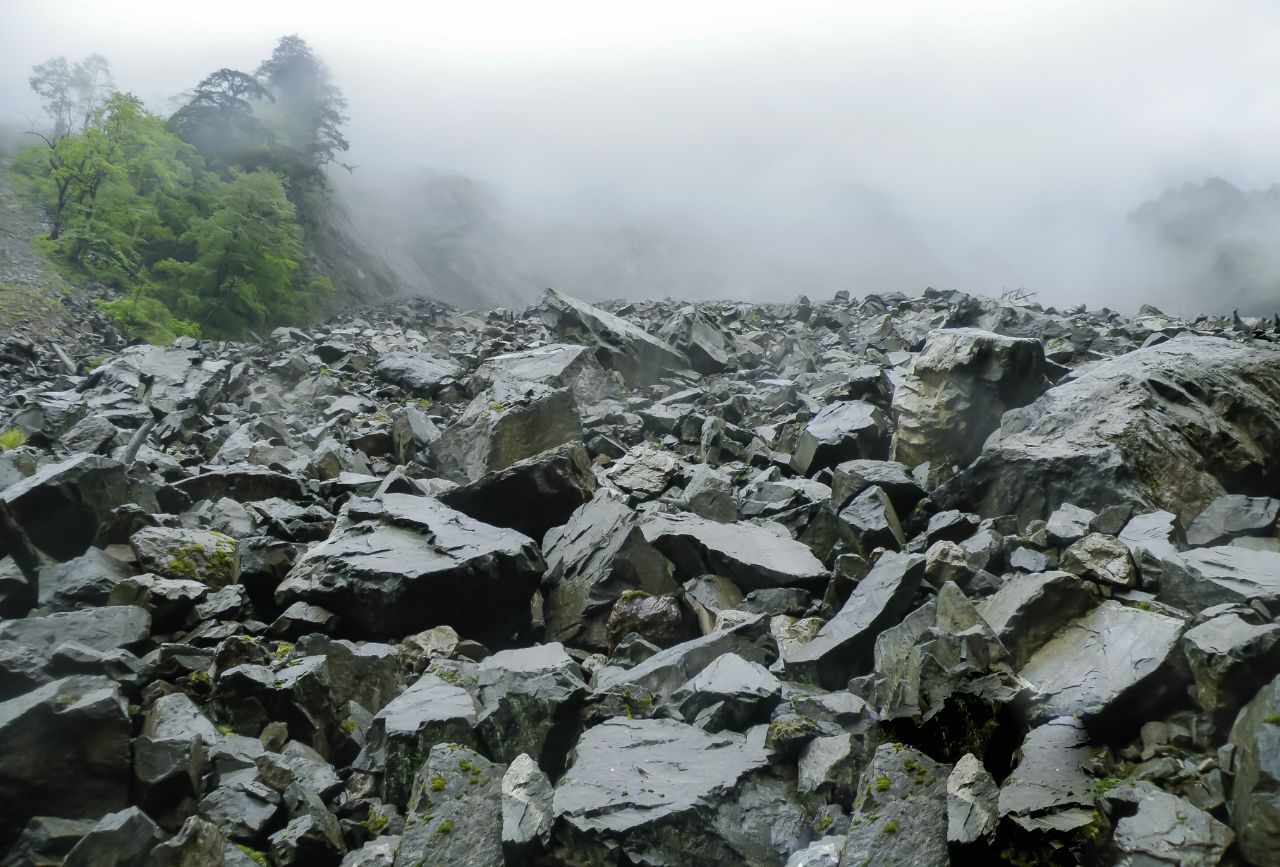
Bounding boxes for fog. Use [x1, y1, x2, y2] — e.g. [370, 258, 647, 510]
[4, 0, 1280, 311]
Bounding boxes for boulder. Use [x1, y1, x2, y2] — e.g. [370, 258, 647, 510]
[276, 494, 544, 643]
[1105, 781, 1234, 867]
[438, 441, 596, 540]
[976, 571, 1096, 669]
[395, 744, 503, 867]
[947, 753, 999, 845]
[475, 642, 586, 774]
[471, 342, 613, 406]
[502, 753, 555, 861]
[1186, 495, 1280, 547]
[891, 328, 1046, 473]
[789, 401, 888, 475]
[998, 717, 1099, 834]
[936, 335, 1280, 525]
[130, 527, 240, 587]
[434, 382, 583, 483]
[641, 512, 828, 592]
[371, 350, 461, 397]
[1229, 673, 1280, 866]
[1182, 609, 1280, 728]
[535, 289, 690, 386]
[1159, 546, 1280, 613]
[0, 676, 131, 847]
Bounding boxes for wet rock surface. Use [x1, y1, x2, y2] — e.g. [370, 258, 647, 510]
[1, 287, 1278, 864]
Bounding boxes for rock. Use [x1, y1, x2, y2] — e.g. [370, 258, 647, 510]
[1159, 546, 1280, 613]
[37, 547, 134, 611]
[501, 753, 554, 861]
[998, 717, 1099, 834]
[438, 441, 596, 540]
[1105, 781, 1234, 867]
[0, 454, 129, 589]
[476, 642, 586, 773]
[828, 458, 924, 514]
[976, 571, 1096, 669]
[947, 753, 998, 845]
[130, 527, 240, 587]
[2, 816, 96, 867]
[595, 613, 776, 705]
[1229, 673, 1280, 866]
[0, 605, 150, 697]
[354, 672, 479, 807]
[605, 592, 696, 650]
[62, 807, 164, 867]
[471, 342, 613, 406]
[1119, 509, 1182, 587]
[435, 382, 583, 483]
[144, 815, 244, 867]
[133, 691, 219, 809]
[1186, 494, 1280, 546]
[1183, 609, 1280, 729]
[542, 490, 678, 651]
[0, 676, 131, 848]
[166, 464, 305, 506]
[789, 400, 888, 475]
[535, 289, 690, 386]
[371, 349, 461, 396]
[1060, 532, 1136, 587]
[838, 744, 950, 867]
[936, 335, 1280, 525]
[396, 744, 503, 867]
[1046, 502, 1097, 546]
[604, 444, 683, 497]
[682, 464, 738, 523]
[293, 635, 403, 715]
[658, 305, 735, 374]
[670, 652, 782, 732]
[837, 485, 905, 551]
[784, 552, 925, 688]
[891, 328, 1046, 473]
[1018, 600, 1185, 731]
[277, 493, 544, 643]
[550, 717, 770, 865]
[90, 344, 230, 414]
[641, 512, 828, 592]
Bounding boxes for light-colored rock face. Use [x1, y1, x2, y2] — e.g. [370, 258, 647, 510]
[890, 327, 1047, 474]
[937, 334, 1280, 525]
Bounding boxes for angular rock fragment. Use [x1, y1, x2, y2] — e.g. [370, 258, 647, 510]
[396, 744, 503, 867]
[1183, 608, 1280, 729]
[434, 382, 583, 483]
[1105, 781, 1233, 867]
[1229, 673, 1280, 866]
[536, 289, 690, 386]
[277, 493, 544, 643]
[1159, 546, 1280, 613]
[789, 400, 888, 476]
[131, 527, 240, 587]
[947, 753, 999, 845]
[476, 642, 586, 773]
[641, 512, 828, 592]
[1186, 494, 1279, 546]
[372, 349, 460, 396]
[502, 753, 554, 862]
[976, 571, 1096, 669]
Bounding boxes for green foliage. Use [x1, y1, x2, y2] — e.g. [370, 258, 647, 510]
[0, 428, 27, 451]
[234, 844, 269, 867]
[16, 73, 333, 342]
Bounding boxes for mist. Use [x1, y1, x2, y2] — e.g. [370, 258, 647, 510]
[4, 0, 1280, 312]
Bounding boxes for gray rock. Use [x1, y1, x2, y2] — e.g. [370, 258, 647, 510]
[838, 744, 950, 867]
[683, 464, 739, 523]
[340, 836, 399, 867]
[1160, 546, 1280, 613]
[435, 382, 583, 483]
[785, 551, 925, 688]
[947, 754, 998, 845]
[551, 717, 770, 865]
[1187, 494, 1280, 546]
[936, 335, 1280, 525]
[0, 605, 150, 697]
[293, 635, 403, 714]
[130, 527, 240, 587]
[396, 744, 503, 867]
[998, 717, 1099, 833]
[38, 547, 134, 611]
[828, 458, 924, 513]
[1018, 600, 1185, 730]
[1229, 674, 1280, 866]
[196, 780, 280, 839]
[891, 328, 1046, 473]
[1183, 610, 1280, 729]
[671, 652, 782, 732]
[542, 490, 678, 651]
[0, 676, 131, 848]
[144, 815, 247, 867]
[604, 444, 683, 497]
[976, 571, 1096, 669]
[641, 512, 828, 592]
[371, 349, 461, 396]
[1046, 502, 1097, 546]
[501, 753, 554, 861]
[797, 732, 869, 802]
[438, 441, 596, 540]
[354, 672, 479, 807]
[277, 493, 544, 643]
[606, 592, 695, 650]
[1060, 532, 1136, 587]
[133, 691, 218, 799]
[837, 485, 905, 551]
[535, 289, 690, 387]
[1105, 781, 1233, 867]
[789, 400, 888, 475]
[471, 342, 613, 406]
[62, 807, 163, 867]
[1, 816, 95, 867]
[476, 642, 586, 773]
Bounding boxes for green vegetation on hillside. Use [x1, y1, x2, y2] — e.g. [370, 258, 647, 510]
[12, 37, 347, 343]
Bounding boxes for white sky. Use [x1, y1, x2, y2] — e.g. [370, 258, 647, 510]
[3, 0, 1280, 305]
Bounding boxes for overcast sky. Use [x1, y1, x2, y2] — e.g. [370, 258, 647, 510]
[3, 1, 1279, 309]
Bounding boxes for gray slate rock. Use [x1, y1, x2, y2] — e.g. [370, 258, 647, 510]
[476, 642, 586, 774]
[789, 400, 888, 476]
[395, 744, 503, 867]
[501, 753, 554, 862]
[642, 512, 828, 592]
[434, 382, 583, 483]
[1159, 546, 1280, 613]
[947, 753, 998, 845]
[1228, 673, 1280, 866]
[1186, 494, 1280, 547]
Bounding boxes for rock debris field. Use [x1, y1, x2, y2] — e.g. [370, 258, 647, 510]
[1, 287, 1280, 866]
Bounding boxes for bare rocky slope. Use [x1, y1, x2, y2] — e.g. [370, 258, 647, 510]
[1, 287, 1279, 866]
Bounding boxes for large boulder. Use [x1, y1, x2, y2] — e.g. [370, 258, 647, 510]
[90, 344, 231, 414]
[471, 342, 614, 406]
[0, 454, 129, 587]
[434, 382, 583, 483]
[535, 289, 691, 386]
[788, 401, 888, 475]
[438, 441, 596, 540]
[890, 328, 1046, 473]
[541, 490, 678, 652]
[1159, 546, 1280, 613]
[276, 494, 544, 643]
[641, 512, 828, 592]
[550, 717, 775, 865]
[0, 676, 132, 847]
[371, 349, 461, 397]
[1230, 673, 1280, 866]
[936, 335, 1280, 524]
[395, 744, 504, 867]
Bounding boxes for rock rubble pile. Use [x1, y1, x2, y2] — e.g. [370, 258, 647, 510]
[1, 287, 1279, 866]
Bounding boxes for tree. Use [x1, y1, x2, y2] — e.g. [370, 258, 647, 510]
[255, 35, 350, 187]
[155, 170, 330, 336]
[170, 68, 275, 173]
[28, 54, 114, 140]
